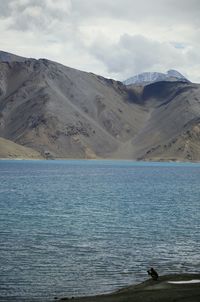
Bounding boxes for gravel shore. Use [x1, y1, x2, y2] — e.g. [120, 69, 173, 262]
[59, 274, 200, 302]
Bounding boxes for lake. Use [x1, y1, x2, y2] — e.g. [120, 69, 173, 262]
[0, 160, 200, 301]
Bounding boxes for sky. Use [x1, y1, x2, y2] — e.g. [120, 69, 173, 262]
[0, 0, 200, 82]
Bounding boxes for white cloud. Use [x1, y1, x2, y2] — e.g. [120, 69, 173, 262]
[89, 34, 190, 80]
[0, 0, 200, 82]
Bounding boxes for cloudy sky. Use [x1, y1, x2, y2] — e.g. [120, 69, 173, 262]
[0, 0, 200, 82]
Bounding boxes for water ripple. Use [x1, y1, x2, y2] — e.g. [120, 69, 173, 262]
[0, 160, 200, 300]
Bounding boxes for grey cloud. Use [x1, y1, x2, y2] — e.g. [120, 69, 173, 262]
[71, 0, 200, 26]
[0, 0, 200, 82]
[1, 0, 72, 31]
[89, 33, 198, 80]
[0, 2, 10, 17]
[1, 0, 200, 36]
[2, 0, 200, 29]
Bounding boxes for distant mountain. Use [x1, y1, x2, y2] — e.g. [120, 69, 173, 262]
[123, 70, 188, 85]
[0, 50, 200, 161]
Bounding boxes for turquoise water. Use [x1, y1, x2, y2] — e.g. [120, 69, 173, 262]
[0, 160, 200, 301]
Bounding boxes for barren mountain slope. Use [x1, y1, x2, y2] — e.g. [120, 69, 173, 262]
[113, 81, 200, 160]
[0, 57, 148, 158]
[0, 136, 42, 159]
[134, 81, 200, 160]
[0, 51, 200, 161]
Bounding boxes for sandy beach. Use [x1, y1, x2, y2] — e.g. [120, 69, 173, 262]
[59, 274, 200, 302]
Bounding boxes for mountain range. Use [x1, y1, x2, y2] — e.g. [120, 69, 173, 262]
[0, 50, 200, 161]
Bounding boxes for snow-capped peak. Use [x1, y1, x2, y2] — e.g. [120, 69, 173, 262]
[123, 70, 188, 85]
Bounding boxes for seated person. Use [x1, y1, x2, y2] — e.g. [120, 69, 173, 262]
[147, 267, 159, 280]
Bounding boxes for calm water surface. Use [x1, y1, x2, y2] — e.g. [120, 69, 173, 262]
[0, 160, 200, 301]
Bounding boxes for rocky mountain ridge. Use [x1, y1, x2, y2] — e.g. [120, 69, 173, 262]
[0, 51, 200, 161]
[0, 50, 28, 63]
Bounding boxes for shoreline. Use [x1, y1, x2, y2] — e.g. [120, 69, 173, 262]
[1, 157, 200, 164]
[59, 274, 200, 302]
